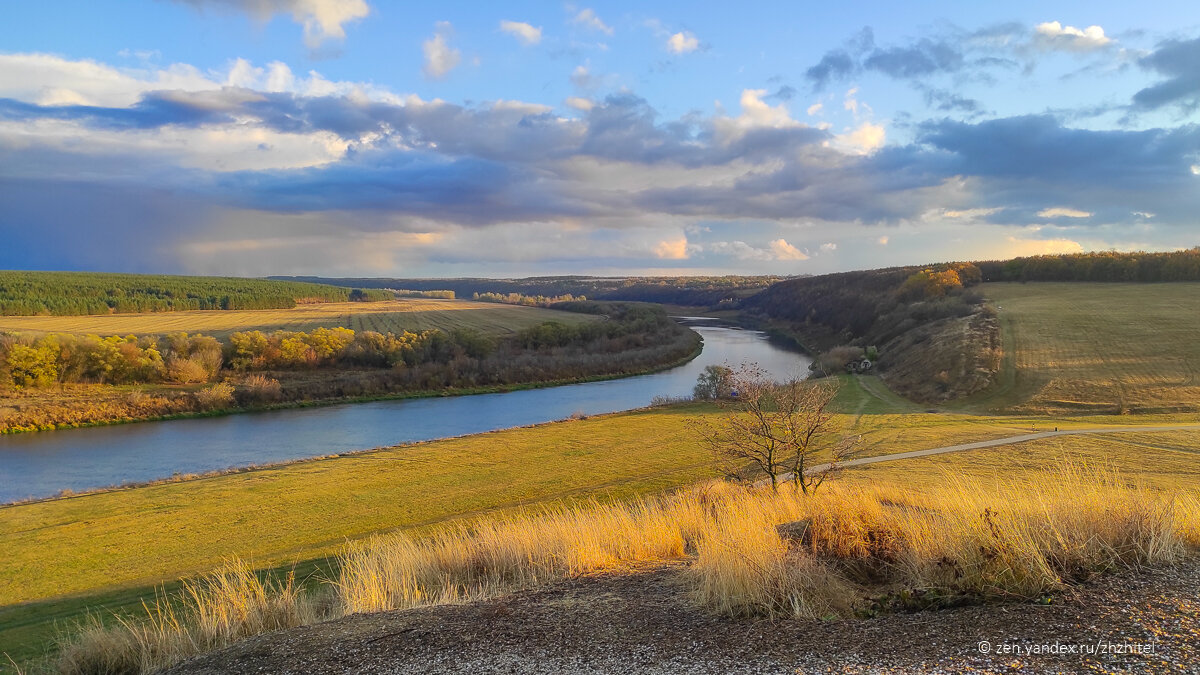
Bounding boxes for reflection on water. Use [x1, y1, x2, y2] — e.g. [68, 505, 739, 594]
[0, 323, 810, 502]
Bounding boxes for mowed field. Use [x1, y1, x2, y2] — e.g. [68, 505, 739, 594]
[0, 299, 598, 338]
[970, 282, 1200, 413]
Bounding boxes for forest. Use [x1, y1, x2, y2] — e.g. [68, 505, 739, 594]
[976, 248, 1200, 282]
[0, 271, 391, 316]
[272, 275, 787, 307]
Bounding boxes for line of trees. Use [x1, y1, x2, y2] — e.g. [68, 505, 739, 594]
[473, 291, 585, 307]
[274, 275, 787, 307]
[976, 248, 1200, 283]
[0, 271, 390, 316]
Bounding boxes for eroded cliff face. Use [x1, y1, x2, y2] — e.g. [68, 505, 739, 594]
[877, 310, 1002, 404]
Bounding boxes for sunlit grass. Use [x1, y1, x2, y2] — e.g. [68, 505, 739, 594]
[44, 462, 1199, 674]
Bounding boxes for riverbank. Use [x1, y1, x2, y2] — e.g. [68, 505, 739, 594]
[0, 333, 704, 437]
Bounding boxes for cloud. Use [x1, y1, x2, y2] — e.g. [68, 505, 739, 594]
[1037, 207, 1091, 218]
[564, 96, 593, 111]
[1003, 235, 1084, 256]
[666, 31, 700, 54]
[806, 50, 857, 90]
[773, 239, 809, 260]
[499, 20, 542, 46]
[422, 22, 461, 79]
[1133, 37, 1200, 111]
[654, 237, 690, 259]
[4, 49, 1200, 276]
[175, 0, 369, 47]
[806, 102, 823, 116]
[833, 122, 886, 155]
[877, 235, 889, 245]
[1032, 21, 1113, 52]
[571, 8, 612, 35]
[708, 239, 809, 261]
[864, 38, 963, 79]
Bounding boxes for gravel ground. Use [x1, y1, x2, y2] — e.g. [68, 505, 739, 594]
[167, 558, 1200, 674]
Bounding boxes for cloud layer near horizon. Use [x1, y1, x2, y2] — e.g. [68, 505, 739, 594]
[1, 21, 1199, 277]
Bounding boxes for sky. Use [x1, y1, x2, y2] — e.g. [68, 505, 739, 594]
[1, 1, 1198, 278]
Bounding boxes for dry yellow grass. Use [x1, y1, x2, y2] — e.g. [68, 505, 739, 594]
[0, 299, 596, 339]
[50, 463, 1199, 674]
[976, 282, 1200, 412]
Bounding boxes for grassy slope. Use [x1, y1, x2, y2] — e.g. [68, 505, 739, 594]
[960, 282, 1200, 413]
[6, 383, 1200, 663]
[0, 299, 597, 339]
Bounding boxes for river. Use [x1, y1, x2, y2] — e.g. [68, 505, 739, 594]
[0, 322, 810, 502]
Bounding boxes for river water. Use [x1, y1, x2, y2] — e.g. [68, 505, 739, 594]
[0, 323, 810, 502]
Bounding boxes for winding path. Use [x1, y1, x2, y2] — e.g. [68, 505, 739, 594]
[805, 423, 1200, 476]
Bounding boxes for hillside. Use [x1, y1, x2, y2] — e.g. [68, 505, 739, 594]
[0, 271, 389, 316]
[739, 263, 1000, 404]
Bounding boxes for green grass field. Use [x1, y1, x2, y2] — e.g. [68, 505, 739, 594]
[5, 389, 1199, 664]
[0, 299, 597, 339]
[964, 282, 1200, 413]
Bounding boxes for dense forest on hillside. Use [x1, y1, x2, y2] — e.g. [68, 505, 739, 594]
[0, 272, 390, 316]
[742, 262, 999, 402]
[977, 248, 1200, 282]
[272, 275, 786, 307]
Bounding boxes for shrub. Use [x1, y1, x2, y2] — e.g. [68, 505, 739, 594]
[195, 383, 236, 410]
[166, 357, 210, 384]
[242, 374, 282, 403]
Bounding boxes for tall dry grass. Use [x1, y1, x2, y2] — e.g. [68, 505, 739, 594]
[49, 463, 1200, 674]
[53, 560, 323, 675]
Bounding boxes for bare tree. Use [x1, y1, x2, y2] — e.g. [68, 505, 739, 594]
[691, 363, 853, 493]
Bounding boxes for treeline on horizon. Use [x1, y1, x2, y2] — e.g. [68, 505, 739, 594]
[271, 275, 787, 307]
[0, 271, 391, 317]
[976, 247, 1200, 283]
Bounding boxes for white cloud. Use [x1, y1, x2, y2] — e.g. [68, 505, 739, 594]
[1037, 207, 1091, 218]
[666, 31, 700, 54]
[771, 239, 809, 260]
[564, 96, 594, 111]
[422, 22, 461, 79]
[1003, 235, 1085, 256]
[943, 207, 1004, 219]
[1133, 211, 1155, 219]
[712, 89, 801, 144]
[571, 8, 612, 35]
[708, 239, 809, 261]
[819, 242, 837, 253]
[654, 237, 690, 259]
[1033, 21, 1112, 52]
[0, 53, 219, 107]
[806, 102, 823, 116]
[877, 236, 889, 245]
[499, 20, 542, 46]
[1191, 164, 1200, 175]
[177, 0, 370, 47]
[832, 122, 885, 155]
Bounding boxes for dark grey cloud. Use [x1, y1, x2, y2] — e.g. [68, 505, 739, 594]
[805, 50, 858, 90]
[864, 39, 964, 79]
[1134, 37, 1200, 111]
[915, 115, 1200, 222]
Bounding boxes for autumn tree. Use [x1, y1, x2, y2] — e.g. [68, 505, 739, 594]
[692, 363, 854, 493]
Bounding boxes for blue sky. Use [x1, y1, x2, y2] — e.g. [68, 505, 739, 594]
[1, 1, 1198, 277]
